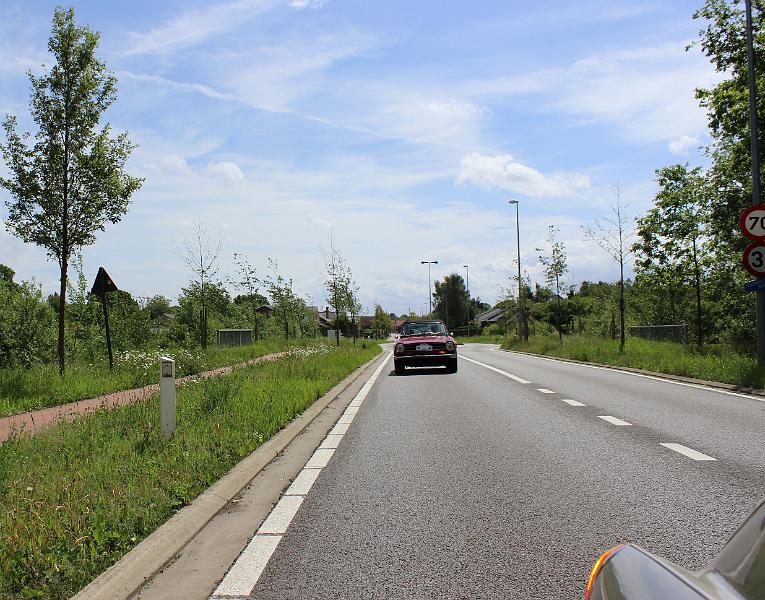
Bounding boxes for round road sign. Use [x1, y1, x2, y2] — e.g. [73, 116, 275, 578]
[743, 241, 765, 278]
[739, 205, 765, 241]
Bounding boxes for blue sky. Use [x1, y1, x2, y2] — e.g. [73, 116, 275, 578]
[0, 1, 719, 315]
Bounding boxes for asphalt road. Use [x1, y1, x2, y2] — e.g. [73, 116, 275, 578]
[219, 344, 765, 599]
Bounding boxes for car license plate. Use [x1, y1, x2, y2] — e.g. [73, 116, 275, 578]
[416, 344, 432, 351]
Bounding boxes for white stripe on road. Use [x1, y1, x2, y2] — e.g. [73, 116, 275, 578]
[496, 348, 765, 402]
[598, 415, 632, 426]
[660, 443, 717, 461]
[561, 399, 586, 406]
[537, 388, 555, 394]
[210, 351, 392, 600]
[460, 355, 531, 384]
[211, 535, 281, 598]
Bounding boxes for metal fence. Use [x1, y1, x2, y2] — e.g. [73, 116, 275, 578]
[217, 329, 253, 347]
[628, 324, 688, 344]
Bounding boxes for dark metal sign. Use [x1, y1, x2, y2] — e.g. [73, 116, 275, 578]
[90, 267, 118, 369]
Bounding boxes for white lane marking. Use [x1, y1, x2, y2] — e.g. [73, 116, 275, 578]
[211, 534, 281, 597]
[561, 399, 586, 406]
[257, 496, 304, 534]
[460, 355, 530, 384]
[496, 349, 765, 402]
[660, 443, 717, 461]
[209, 351, 392, 600]
[344, 406, 359, 415]
[537, 388, 555, 394]
[337, 413, 355, 425]
[319, 434, 344, 449]
[330, 422, 350, 435]
[598, 415, 632, 426]
[305, 447, 335, 469]
[285, 468, 322, 496]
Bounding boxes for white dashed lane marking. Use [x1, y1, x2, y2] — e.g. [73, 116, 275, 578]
[209, 351, 393, 600]
[561, 399, 586, 406]
[598, 415, 632, 426]
[660, 443, 717, 461]
[537, 388, 555, 394]
[460, 355, 531, 384]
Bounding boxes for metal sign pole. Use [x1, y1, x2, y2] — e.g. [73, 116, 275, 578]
[745, 0, 765, 364]
[101, 291, 114, 370]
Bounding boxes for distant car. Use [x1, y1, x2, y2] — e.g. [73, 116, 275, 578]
[585, 497, 765, 600]
[393, 319, 457, 374]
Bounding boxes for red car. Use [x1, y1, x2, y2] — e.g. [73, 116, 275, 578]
[394, 319, 458, 374]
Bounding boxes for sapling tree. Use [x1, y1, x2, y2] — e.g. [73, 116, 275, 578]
[537, 226, 569, 341]
[0, 7, 142, 374]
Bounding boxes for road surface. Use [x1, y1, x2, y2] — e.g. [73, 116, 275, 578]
[192, 343, 762, 599]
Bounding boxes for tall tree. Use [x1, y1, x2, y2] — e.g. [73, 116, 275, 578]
[537, 226, 568, 341]
[433, 274, 468, 330]
[372, 304, 392, 338]
[0, 7, 142, 374]
[633, 165, 709, 347]
[583, 185, 634, 353]
[176, 223, 222, 349]
[322, 236, 353, 346]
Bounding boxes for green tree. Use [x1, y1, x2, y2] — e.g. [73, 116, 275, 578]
[322, 237, 354, 346]
[0, 270, 55, 368]
[264, 259, 306, 340]
[371, 304, 392, 337]
[432, 274, 468, 331]
[176, 281, 232, 348]
[633, 165, 710, 346]
[583, 184, 633, 353]
[537, 226, 568, 341]
[0, 7, 142, 375]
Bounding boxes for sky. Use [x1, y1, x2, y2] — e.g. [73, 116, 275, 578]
[0, 0, 721, 315]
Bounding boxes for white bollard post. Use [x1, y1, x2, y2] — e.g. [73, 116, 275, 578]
[159, 356, 176, 439]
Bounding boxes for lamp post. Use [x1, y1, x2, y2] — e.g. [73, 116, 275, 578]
[421, 260, 438, 317]
[463, 264, 470, 337]
[508, 200, 526, 341]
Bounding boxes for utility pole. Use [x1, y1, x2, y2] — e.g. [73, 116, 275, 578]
[509, 200, 526, 340]
[745, 0, 765, 364]
[463, 264, 470, 337]
[421, 260, 438, 317]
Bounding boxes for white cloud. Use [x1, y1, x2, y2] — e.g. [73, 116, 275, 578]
[204, 161, 245, 182]
[125, 0, 280, 55]
[668, 135, 700, 155]
[457, 152, 591, 198]
[290, 0, 325, 8]
[146, 154, 193, 176]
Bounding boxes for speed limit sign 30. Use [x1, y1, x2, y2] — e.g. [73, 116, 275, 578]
[743, 242, 765, 278]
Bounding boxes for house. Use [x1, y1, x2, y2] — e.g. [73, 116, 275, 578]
[476, 307, 507, 328]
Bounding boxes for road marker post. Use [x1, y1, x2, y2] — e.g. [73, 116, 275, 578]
[160, 357, 176, 439]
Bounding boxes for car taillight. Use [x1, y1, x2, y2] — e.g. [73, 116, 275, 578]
[445, 341, 455, 351]
[395, 343, 405, 353]
[585, 544, 624, 600]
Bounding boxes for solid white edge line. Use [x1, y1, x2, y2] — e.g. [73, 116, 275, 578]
[211, 534, 282, 597]
[208, 350, 392, 600]
[285, 468, 322, 496]
[598, 415, 632, 426]
[660, 442, 717, 461]
[460, 355, 531, 384]
[496, 348, 765, 402]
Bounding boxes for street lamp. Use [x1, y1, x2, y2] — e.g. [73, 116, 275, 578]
[508, 200, 526, 341]
[421, 260, 438, 317]
[463, 264, 470, 337]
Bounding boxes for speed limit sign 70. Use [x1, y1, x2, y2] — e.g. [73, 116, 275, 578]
[740, 205, 765, 241]
[743, 242, 765, 278]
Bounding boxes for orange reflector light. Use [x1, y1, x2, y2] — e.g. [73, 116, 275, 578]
[585, 544, 625, 600]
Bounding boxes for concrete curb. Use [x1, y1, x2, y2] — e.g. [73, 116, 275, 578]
[498, 348, 765, 398]
[71, 349, 389, 600]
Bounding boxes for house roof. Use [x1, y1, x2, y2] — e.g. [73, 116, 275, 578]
[476, 307, 506, 323]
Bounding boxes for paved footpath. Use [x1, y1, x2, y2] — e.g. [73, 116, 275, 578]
[0, 351, 287, 444]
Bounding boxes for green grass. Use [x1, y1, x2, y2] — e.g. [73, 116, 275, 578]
[500, 334, 765, 388]
[0, 341, 381, 600]
[0, 338, 317, 418]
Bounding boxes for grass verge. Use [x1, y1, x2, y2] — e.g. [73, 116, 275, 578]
[501, 335, 765, 389]
[0, 338, 316, 418]
[454, 334, 506, 345]
[0, 341, 381, 599]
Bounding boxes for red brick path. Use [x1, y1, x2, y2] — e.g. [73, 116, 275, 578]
[0, 352, 287, 445]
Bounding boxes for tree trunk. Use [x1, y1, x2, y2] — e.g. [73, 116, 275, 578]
[57, 261, 67, 376]
[692, 237, 703, 348]
[619, 258, 625, 354]
[555, 274, 562, 341]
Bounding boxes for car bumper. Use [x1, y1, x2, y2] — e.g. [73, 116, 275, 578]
[394, 353, 457, 367]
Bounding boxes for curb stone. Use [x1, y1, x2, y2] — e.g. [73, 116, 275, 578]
[71, 348, 388, 600]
